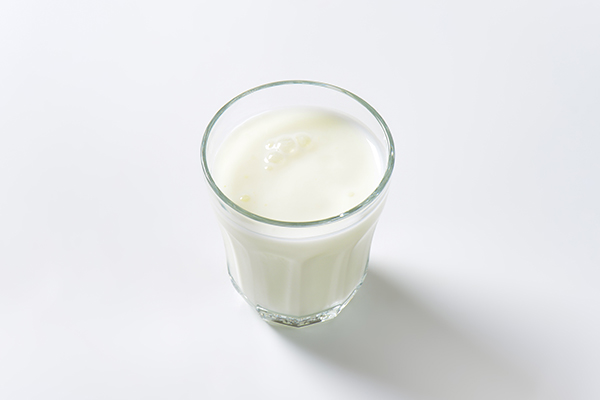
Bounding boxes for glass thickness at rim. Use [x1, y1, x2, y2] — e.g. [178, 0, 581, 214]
[201, 80, 395, 228]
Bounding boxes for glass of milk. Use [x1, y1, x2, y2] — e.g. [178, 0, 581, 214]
[201, 81, 394, 327]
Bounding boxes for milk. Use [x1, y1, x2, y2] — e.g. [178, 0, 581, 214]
[210, 107, 388, 321]
[213, 108, 383, 222]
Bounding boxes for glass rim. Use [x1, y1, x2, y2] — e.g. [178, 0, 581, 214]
[200, 80, 395, 228]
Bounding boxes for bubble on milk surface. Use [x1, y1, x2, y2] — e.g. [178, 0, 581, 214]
[263, 132, 313, 170]
[265, 152, 284, 164]
[296, 134, 311, 147]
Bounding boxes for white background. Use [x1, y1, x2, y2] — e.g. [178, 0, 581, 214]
[1, 1, 599, 399]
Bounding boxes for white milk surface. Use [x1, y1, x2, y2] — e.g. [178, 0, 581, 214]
[212, 107, 387, 318]
[213, 107, 382, 222]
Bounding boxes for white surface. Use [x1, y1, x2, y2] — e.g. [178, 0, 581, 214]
[1, 1, 599, 399]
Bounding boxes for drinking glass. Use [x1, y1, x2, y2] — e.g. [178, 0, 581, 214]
[201, 81, 394, 327]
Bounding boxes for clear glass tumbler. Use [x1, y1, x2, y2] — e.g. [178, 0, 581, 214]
[201, 81, 394, 327]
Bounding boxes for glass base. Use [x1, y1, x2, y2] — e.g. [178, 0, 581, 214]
[229, 274, 364, 328]
[256, 299, 344, 328]
[256, 305, 341, 327]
